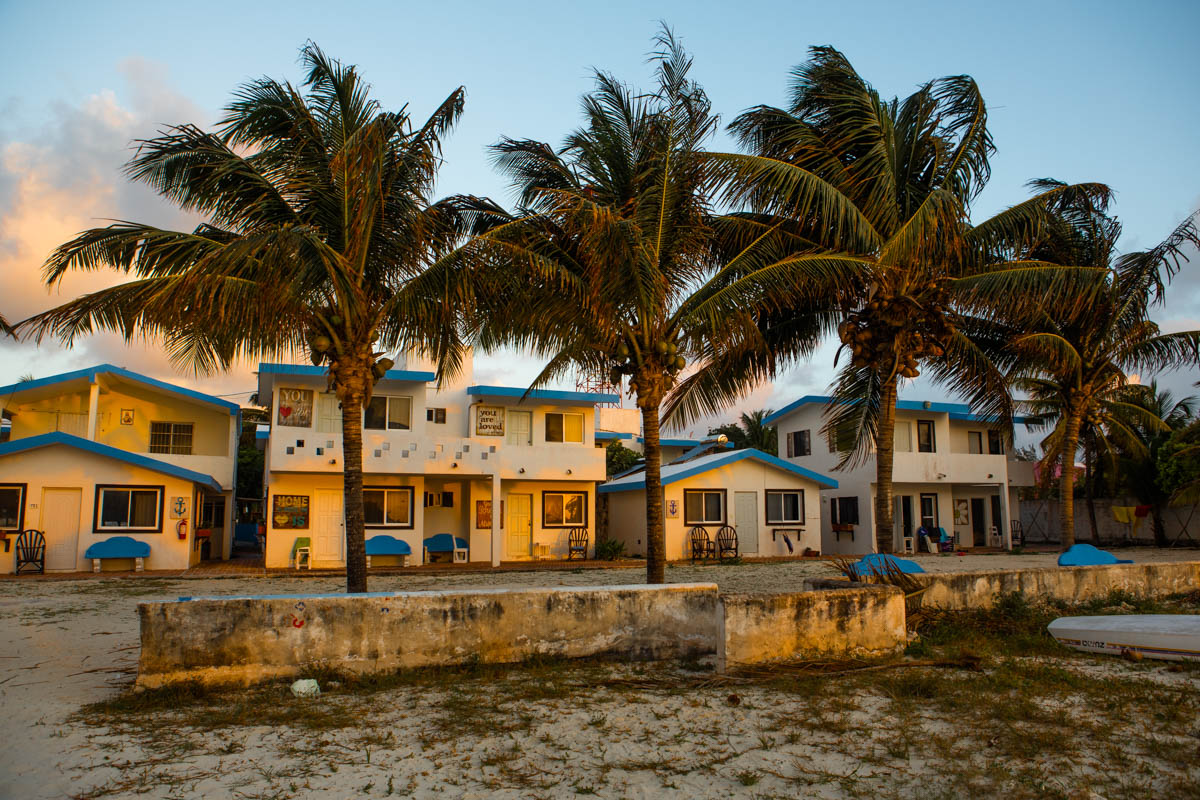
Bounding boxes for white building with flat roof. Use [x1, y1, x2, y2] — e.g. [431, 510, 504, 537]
[766, 396, 1035, 555]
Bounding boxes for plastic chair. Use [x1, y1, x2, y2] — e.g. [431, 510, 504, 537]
[291, 536, 312, 569]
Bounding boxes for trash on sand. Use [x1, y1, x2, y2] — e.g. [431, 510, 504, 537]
[291, 678, 320, 698]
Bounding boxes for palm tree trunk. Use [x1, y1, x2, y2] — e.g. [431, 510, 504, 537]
[335, 363, 370, 594]
[874, 378, 898, 554]
[1151, 504, 1167, 547]
[1084, 444, 1098, 543]
[1059, 410, 1082, 550]
[640, 381, 666, 585]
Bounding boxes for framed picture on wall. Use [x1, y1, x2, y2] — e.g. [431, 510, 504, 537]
[277, 388, 314, 427]
[272, 494, 310, 529]
[476, 499, 491, 528]
[474, 405, 505, 436]
[953, 499, 969, 526]
[120, 408, 135, 425]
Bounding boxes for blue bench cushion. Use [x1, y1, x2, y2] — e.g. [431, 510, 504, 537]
[84, 536, 151, 559]
[365, 535, 413, 556]
[423, 534, 468, 552]
[1058, 543, 1134, 567]
[847, 553, 926, 580]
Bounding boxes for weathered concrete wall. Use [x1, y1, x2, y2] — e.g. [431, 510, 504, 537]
[720, 580, 906, 670]
[137, 583, 721, 688]
[909, 561, 1200, 610]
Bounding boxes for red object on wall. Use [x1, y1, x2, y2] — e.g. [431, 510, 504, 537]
[1134, 505, 1151, 518]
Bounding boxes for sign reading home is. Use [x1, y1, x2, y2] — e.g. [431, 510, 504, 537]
[475, 405, 505, 436]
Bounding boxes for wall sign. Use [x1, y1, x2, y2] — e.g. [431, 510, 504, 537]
[475, 405, 505, 436]
[666, 498, 679, 520]
[953, 499, 969, 526]
[120, 408, 135, 425]
[272, 494, 310, 529]
[277, 388, 314, 428]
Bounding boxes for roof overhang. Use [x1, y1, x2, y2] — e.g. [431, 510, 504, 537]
[256, 363, 435, 400]
[467, 385, 618, 406]
[0, 432, 224, 492]
[599, 448, 838, 493]
[0, 364, 240, 415]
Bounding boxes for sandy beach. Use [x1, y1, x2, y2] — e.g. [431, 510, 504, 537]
[2, 549, 1198, 799]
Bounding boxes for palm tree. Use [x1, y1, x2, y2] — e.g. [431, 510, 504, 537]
[459, 30, 808, 583]
[21, 44, 476, 592]
[684, 47, 1103, 553]
[709, 409, 778, 454]
[1013, 191, 1200, 549]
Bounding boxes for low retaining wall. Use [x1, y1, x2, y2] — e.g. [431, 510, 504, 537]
[137, 583, 721, 688]
[721, 581, 906, 670]
[909, 561, 1200, 610]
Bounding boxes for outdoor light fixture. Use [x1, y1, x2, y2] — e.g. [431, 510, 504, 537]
[451, 462, 458, 468]
[566, 468, 573, 475]
[328, 458, 337, 465]
[936, 473, 946, 479]
[923, 401, 932, 409]
[519, 467, 525, 474]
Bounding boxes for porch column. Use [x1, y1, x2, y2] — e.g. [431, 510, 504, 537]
[86, 380, 100, 441]
[999, 482, 1012, 550]
[491, 472, 501, 567]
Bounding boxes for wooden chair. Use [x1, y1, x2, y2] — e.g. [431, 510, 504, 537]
[689, 527, 714, 562]
[567, 528, 588, 560]
[715, 526, 739, 560]
[15, 529, 45, 575]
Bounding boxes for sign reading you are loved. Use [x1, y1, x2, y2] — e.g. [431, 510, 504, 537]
[278, 388, 314, 428]
[475, 405, 505, 436]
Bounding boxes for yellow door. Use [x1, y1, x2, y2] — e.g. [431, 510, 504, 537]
[507, 494, 532, 558]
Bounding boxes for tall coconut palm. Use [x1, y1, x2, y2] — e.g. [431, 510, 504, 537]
[21, 44, 476, 592]
[709, 409, 778, 454]
[458, 30, 825, 583]
[676, 47, 1105, 553]
[1013, 190, 1200, 549]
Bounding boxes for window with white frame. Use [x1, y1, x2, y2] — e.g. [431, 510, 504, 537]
[95, 485, 162, 532]
[967, 430, 984, 454]
[917, 420, 936, 453]
[364, 395, 412, 430]
[545, 412, 583, 443]
[895, 421, 912, 452]
[543, 491, 586, 527]
[766, 490, 805, 524]
[363, 486, 414, 528]
[684, 489, 725, 525]
[0, 484, 25, 529]
[786, 430, 811, 457]
[149, 422, 193, 455]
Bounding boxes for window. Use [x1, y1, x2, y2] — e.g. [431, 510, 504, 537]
[0, 484, 25, 530]
[917, 420, 936, 453]
[967, 431, 984, 455]
[364, 395, 412, 430]
[317, 393, 342, 434]
[895, 421, 912, 452]
[149, 422, 194, 455]
[828, 426, 854, 453]
[426, 408, 446, 424]
[363, 486, 414, 528]
[684, 489, 725, 525]
[543, 491, 587, 527]
[830, 496, 859, 526]
[507, 410, 531, 445]
[94, 485, 162, 532]
[919, 493, 939, 530]
[786, 430, 811, 458]
[545, 412, 583, 443]
[988, 430, 1004, 455]
[766, 490, 805, 524]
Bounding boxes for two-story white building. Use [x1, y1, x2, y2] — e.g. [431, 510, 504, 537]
[0, 365, 240, 573]
[767, 395, 1034, 555]
[257, 353, 611, 568]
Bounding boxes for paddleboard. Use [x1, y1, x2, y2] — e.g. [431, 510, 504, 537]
[1048, 614, 1200, 661]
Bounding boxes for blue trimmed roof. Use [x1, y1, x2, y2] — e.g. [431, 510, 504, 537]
[0, 364, 240, 414]
[642, 436, 735, 449]
[763, 395, 1027, 425]
[598, 447, 837, 493]
[257, 363, 435, 383]
[467, 385, 619, 404]
[595, 431, 634, 440]
[0, 432, 223, 492]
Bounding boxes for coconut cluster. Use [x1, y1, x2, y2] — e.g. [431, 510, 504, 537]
[306, 312, 392, 382]
[838, 290, 954, 380]
[608, 339, 687, 396]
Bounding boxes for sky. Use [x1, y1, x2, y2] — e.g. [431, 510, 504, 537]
[1, 0, 1198, 440]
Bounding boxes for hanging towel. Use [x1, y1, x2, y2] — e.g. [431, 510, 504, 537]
[1111, 506, 1136, 525]
[1134, 505, 1151, 518]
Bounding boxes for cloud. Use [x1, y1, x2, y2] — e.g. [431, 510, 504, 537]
[0, 59, 256, 397]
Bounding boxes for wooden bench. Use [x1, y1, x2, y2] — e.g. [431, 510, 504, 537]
[365, 534, 412, 568]
[83, 536, 150, 572]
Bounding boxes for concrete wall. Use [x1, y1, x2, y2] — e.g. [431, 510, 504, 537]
[909, 561, 1200, 610]
[721, 581, 906, 669]
[136, 583, 722, 688]
[1019, 498, 1200, 546]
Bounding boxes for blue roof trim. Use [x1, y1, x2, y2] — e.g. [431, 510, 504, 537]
[257, 363, 435, 383]
[599, 448, 837, 493]
[764, 395, 1018, 426]
[0, 432, 223, 492]
[467, 385, 619, 404]
[0, 364, 240, 414]
[595, 431, 634, 440]
[636, 437, 735, 449]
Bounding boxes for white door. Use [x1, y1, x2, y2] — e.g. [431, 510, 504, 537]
[313, 489, 344, 564]
[508, 494, 532, 558]
[507, 411, 531, 446]
[734, 491, 759, 554]
[42, 488, 81, 571]
[317, 393, 342, 434]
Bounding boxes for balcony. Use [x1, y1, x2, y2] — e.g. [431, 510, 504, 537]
[890, 451, 1008, 485]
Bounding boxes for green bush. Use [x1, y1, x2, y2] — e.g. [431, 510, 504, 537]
[595, 539, 626, 561]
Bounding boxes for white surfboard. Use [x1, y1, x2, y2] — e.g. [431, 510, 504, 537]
[1048, 615, 1200, 661]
